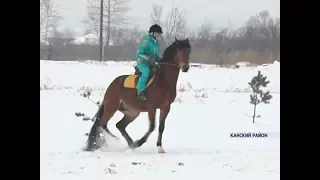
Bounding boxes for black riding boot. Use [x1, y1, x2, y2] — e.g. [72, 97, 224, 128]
[137, 91, 147, 100]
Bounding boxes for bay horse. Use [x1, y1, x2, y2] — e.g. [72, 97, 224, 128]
[84, 37, 191, 153]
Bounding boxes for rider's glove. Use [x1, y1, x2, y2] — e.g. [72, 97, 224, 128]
[147, 56, 156, 64]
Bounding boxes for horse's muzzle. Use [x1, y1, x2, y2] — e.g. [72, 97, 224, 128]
[181, 65, 189, 72]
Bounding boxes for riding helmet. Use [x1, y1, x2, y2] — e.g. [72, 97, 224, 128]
[149, 24, 163, 34]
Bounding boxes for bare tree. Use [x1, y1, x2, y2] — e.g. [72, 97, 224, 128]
[187, 19, 215, 50]
[110, 27, 125, 46]
[83, 29, 93, 36]
[148, 5, 187, 45]
[187, 29, 196, 41]
[164, 7, 187, 45]
[150, 4, 163, 26]
[108, 26, 145, 48]
[41, 8, 279, 64]
[40, 1, 46, 33]
[40, 0, 61, 41]
[197, 19, 215, 42]
[62, 28, 76, 39]
[245, 15, 261, 38]
[84, 0, 131, 47]
[52, 29, 64, 39]
[257, 10, 271, 39]
[267, 17, 280, 41]
[123, 26, 144, 44]
[82, 9, 100, 37]
[244, 10, 280, 40]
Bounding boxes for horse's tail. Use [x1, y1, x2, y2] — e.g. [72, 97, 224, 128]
[83, 100, 105, 151]
[92, 100, 105, 121]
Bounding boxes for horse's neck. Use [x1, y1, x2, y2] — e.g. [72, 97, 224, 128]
[161, 65, 180, 92]
[158, 47, 180, 92]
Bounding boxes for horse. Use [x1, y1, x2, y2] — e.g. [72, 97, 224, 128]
[84, 37, 191, 153]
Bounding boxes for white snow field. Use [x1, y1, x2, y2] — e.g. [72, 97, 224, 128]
[40, 60, 280, 180]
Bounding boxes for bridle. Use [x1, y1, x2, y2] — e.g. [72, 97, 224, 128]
[158, 47, 189, 68]
[158, 61, 179, 68]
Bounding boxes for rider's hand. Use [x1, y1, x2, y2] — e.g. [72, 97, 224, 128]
[148, 56, 156, 64]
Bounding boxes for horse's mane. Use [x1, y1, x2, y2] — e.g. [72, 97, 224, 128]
[161, 39, 191, 62]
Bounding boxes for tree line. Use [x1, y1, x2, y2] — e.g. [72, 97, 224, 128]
[40, 0, 280, 64]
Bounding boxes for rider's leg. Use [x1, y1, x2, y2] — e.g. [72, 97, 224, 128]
[136, 63, 150, 99]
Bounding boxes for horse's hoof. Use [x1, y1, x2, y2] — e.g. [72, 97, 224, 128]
[130, 140, 140, 149]
[157, 146, 165, 153]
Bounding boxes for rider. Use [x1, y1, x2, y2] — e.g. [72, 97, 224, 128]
[136, 24, 163, 100]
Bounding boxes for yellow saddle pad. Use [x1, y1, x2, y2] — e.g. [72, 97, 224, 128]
[123, 74, 155, 88]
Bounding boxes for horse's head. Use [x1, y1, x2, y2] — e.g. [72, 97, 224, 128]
[160, 37, 191, 72]
[174, 37, 191, 72]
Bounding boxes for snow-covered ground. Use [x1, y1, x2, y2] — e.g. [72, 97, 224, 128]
[40, 60, 280, 180]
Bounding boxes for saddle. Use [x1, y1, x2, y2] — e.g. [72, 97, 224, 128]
[123, 66, 156, 89]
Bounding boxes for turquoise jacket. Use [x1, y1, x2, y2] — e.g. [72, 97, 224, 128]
[136, 35, 161, 65]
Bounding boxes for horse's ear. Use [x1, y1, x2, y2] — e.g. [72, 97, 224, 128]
[186, 38, 189, 42]
[175, 37, 178, 42]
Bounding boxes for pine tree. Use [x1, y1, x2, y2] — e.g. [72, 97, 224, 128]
[248, 70, 273, 123]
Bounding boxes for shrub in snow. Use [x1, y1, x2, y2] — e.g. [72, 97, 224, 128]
[193, 89, 209, 99]
[248, 70, 272, 123]
[75, 91, 101, 122]
[40, 77, 53, 90]
[177, 81, 193, 92]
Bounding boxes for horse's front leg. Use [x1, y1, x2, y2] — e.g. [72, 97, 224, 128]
[156, 104, 170, 153]
[131, 107, 156, 149]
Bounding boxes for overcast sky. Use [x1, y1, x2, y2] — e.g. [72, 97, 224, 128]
[53, 0, 280, 36]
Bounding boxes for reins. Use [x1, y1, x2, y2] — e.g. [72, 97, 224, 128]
[158, 62, 179, 68]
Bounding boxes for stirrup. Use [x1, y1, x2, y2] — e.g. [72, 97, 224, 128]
[137, 91, 147, 100]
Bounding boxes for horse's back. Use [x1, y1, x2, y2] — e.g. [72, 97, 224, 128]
[104, 74, 129, 92]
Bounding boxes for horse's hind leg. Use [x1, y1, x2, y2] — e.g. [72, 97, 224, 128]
[98, 98, 120, 140]
[103, 124, 118, 139]
[116, 111, 140, 147]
